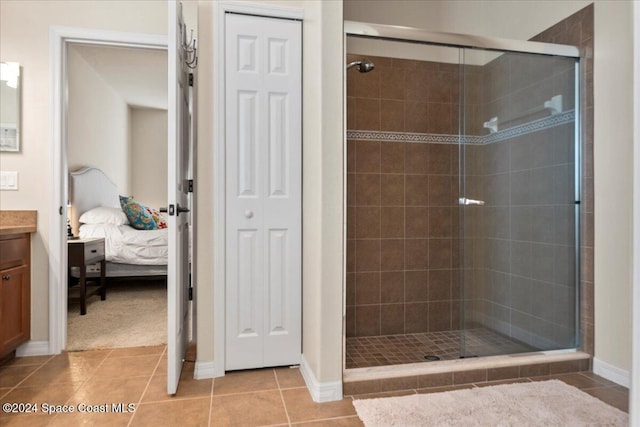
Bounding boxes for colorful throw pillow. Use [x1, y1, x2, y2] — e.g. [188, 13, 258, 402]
[145, 206, 168, 229]
[119, 195, 158, 230]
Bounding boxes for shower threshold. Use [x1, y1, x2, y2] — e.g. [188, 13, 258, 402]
[343, 348, 589, 396]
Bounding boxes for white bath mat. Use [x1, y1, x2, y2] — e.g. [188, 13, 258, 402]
[353, 379, 627, 426]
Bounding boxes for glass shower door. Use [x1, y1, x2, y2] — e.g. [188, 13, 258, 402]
[459, 48, 580, 358]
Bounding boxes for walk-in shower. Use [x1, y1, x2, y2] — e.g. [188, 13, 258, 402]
[344, 21, 581, 372]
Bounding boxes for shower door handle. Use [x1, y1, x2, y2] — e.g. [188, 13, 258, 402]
[459, 197, 485, 206]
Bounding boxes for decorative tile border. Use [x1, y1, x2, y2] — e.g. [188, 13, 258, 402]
[347, 110, 575, 145]
[346, 130, 484, 145]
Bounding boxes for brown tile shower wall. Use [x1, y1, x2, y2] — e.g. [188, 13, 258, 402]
[345, 2, 593, 345]
[530, 4, 594, 356]
[345, 56, 476, 337]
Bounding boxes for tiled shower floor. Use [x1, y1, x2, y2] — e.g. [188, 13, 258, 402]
[346, 329, 535, 369]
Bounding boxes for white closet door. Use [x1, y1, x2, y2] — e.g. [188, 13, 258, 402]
[225, 13, 302, 371]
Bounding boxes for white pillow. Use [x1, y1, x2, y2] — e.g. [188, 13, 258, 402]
[79, 206, 129, 225]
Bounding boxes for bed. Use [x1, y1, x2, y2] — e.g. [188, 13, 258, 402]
[69, 167, 168, 278]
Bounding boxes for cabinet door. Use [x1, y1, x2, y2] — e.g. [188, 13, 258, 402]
[0, 265, 29, 354]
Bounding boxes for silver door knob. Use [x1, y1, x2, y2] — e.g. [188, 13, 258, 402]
[459, 197, 485, 206]
[244, 210, 253, 218]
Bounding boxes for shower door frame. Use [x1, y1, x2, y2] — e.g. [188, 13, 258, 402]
[343, 20, 582, 370]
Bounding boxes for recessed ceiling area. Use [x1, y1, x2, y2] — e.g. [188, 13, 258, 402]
[70, 44, 167, 110]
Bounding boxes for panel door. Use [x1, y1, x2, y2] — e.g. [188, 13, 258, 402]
[225, 13, 302, 371]
[167, 0, 191, 394]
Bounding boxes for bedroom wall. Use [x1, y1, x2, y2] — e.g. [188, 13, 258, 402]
[0, 0, 167, 342]
[130, 107, 168, 210]
[67, 46, 131, 195]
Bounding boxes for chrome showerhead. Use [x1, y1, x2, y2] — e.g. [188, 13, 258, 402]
[346, 58, 375, 73]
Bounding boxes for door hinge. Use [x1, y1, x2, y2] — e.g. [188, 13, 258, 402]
[187, 179, 193, 193]
[188, 73, 194, 87]
[188, 286, 193, 301]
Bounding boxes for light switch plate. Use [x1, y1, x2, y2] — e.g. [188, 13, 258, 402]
[0, 171, 18, 190]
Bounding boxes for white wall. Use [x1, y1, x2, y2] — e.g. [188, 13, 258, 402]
[345, 0, 634, 376]
[592, 1, 634, 376]
[631, 1, 640, 422]
[0, 0, 166, 341]
[196, 0, 215, 364]
[130, 108, 168, 209]
[68, 46, 131, 194]
[344, 0, 590, 39]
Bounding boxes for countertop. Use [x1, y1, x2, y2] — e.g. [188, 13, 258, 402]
[0, 210, 37, 235]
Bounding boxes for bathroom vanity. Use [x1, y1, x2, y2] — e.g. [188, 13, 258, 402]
[0, 211, 35, 361]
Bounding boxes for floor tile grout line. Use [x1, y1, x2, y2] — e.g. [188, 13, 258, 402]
[2, 354, 56, 392]
[60, 348, 115, 404]
[141, 394, 217, 405]
[127, 345, 166, 427]
[52, 348, 115, 425]
[0, 357, 51, 403]
[279, 385, 307, 391]
[575, 371, 617, 387]
[207, 375, 215, 427]
[61, 349, 164, 393]
[149, 345, 167, 377]
[0, 388, 11, 400]
[273, 368, 292, 426]
[289, 415, 362, 425]
[581, 384, 628, 393]
[211, 387, 282, 398]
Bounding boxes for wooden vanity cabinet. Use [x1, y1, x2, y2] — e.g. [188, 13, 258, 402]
[0, 233, 31, 359]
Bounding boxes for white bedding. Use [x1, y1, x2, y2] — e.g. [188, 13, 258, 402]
[79, 223, 168, 265]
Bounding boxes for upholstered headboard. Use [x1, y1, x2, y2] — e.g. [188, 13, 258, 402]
[69, 167, 120, 234]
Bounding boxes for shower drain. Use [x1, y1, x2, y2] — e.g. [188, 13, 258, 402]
[424, 355, 440, 361]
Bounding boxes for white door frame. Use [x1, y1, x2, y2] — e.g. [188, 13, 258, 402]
[213, 1, 303, 377]
[49, 26, 167, 354]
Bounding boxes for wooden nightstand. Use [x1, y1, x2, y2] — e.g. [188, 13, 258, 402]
[68, 238, 106, 315]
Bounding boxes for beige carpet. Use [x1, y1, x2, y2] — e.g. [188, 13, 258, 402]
[67, 280, 167, 351]
[353, 380, 628, 426]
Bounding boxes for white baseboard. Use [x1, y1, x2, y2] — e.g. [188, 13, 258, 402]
[194, 360, 217, 379]
[300, 354, 343, 402]
[593, 357, 630, 388]
[16, 340, 51, 357]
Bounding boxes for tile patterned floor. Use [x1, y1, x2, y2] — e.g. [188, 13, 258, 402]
[0, 345, 629, 426]
[346, 329, 534, 369]
[0, 346, 361, 426]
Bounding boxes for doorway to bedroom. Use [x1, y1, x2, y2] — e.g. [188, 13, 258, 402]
[64, 44, 170, 352]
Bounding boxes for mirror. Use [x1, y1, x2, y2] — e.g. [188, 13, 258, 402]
[0, 62, 20, 152]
